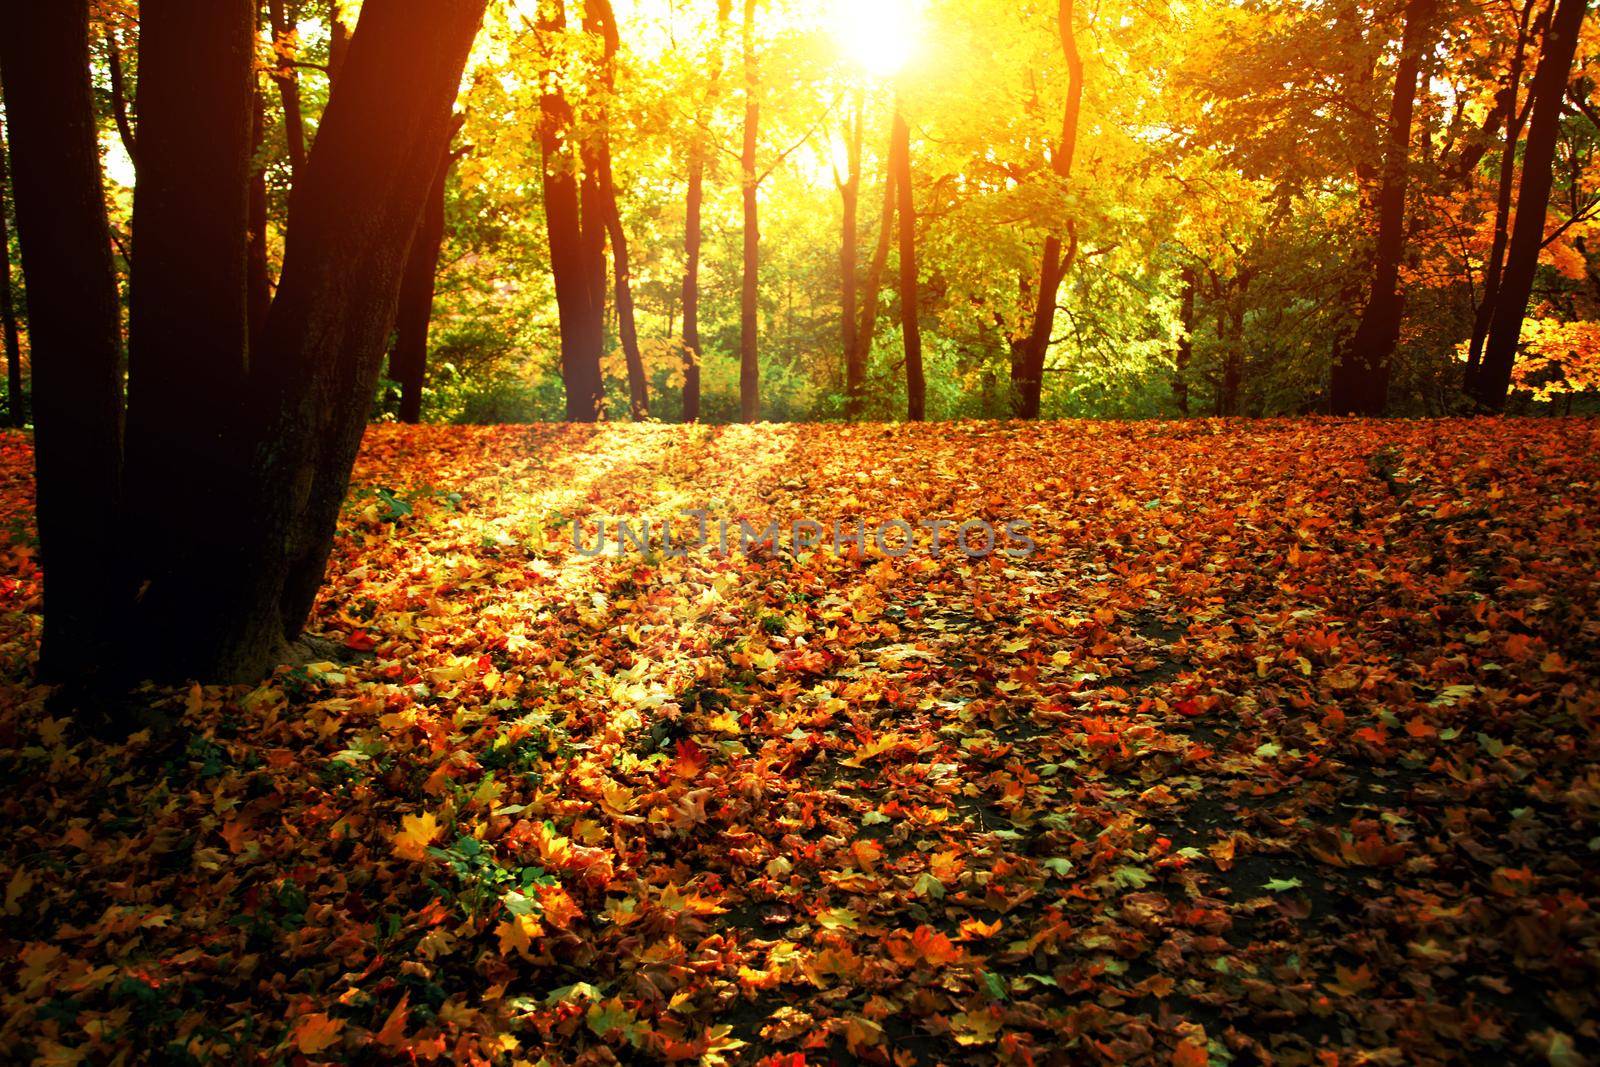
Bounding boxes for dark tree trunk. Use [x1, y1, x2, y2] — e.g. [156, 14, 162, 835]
[537, 0, 604, 421]
[602, 158, 647, 420]
[681, 0, 731, 424]
[587, 0, 647, 420]
[893, 112, 924, 422]
[1464, 0, 1540, 389]
[257, 0, 488, 673]
[0, 123, 24, 427]
[105, 27, 139, 170]
[1010, 0, 1083, 419]
[1474, 0, 1589, 410]
[122, 0, 257, 673]
[248, 87, 275, 347]
[390, 142, 458, 425]
[0, 0, 126, 681]
[268, 0, 308, 180]
[739, 0, 760, 423]
[839, 92, 865, 418]
[1218, 301, 1243, 416]
[854, 119, 900, 418]
[1174, 266, 1195, 416]
[1328, 0, 1433, 416]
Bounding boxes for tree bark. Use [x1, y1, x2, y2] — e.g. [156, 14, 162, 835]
[268, 0, 308, 180]
[739, 0, 760, 423]
[248, 87, 275, 347]
[1464, 0, 1541, 389]
[105, 27, 139, 170]
[853, 118, 901, 418]
[587, 0, 648, 420]
[0, 122, 24, 427]
[681, 0, 731, 423]
[264, 0, 486, 660]
[1328, 0, 1433, 416]
[122, 0, 257, 674]
[1473, 0, 1588, 410]
[0, 0, 126, 680]
[1010, 0, 1083, 419]
[893, 112, 924, 421]
[1174, 266, 1195, 416]
[537, 0, 604, 421]
[390, 142, 458, 424]
[839, 91, 864, 418]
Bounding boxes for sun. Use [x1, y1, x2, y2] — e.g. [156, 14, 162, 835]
[832, 0, 920, 79]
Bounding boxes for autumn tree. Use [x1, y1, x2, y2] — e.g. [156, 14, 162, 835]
[1329, 0, 1435, 416]
[390, 122, 467, 425]
[0, 0, 487, 686]
[0, 120, 22, 427]
[536, 0, 605, 421]
[1473, 0, 1590, 409]
[740, 0, 761, 422]
[893, 111, 924, 421]
[681, 0, 732, 423]
[1010, 0, 1083, 419]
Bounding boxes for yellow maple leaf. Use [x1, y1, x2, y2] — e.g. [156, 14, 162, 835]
[292, 1012, 345, 1055]
[391, 811, 441, 861]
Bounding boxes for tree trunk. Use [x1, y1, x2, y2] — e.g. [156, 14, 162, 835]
[1474, 0, 1589, 410]
[268, 0, 308, 180]
[390, 143, 458, 424]
[1010, 0, 1083, 419]
[839, 91, 864, 417]
[1174, 266, 1195, 416]
[739, 0, 760, 423]
[122, 0, 257, 674]
[248, 87, 275, 347]
[0, 123, 24, 427]
[105, 27, 139, 170]
[0, 0, 126, 681]
[681, 0, 731, 424]
[893, 112, 924, 422]
[853, 113, 902, 417]
[537, 0, 604, 421]
[1328, 0, 1433, 416]
[259, 0, 487, 674]
[587, 0, 647, 420]
[1464, 0, 1540, 390]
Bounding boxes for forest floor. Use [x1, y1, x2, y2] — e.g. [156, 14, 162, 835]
[0, 419, 1598, 1066]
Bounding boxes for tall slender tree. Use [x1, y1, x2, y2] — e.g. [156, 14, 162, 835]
[1328, 0, 1434, 416]
[853, 116, 901, 418]
[0, 119, 24, 427]
[0, 0, 126, 679]
[587, 0, 648, 420]
[892, 111, 924, 421]
[1473, 0, 1589, 409]
[1173, 266, 1196, 416]
[1463, 0, 1543, 390]
[1010, 0, 1083, 419]
[390, 129, 465, 424]
[739, 0, 761, 422]
[537, 0, 604, 421]
[837, 91, 865, 417]
[268, 0, 309, 180]
[681, 0, 731, 423]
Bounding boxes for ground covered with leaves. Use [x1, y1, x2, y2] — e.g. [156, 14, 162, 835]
[1, 420, 1599, 1066]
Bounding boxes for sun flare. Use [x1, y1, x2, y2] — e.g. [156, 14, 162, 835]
[832, 0, 920, 78]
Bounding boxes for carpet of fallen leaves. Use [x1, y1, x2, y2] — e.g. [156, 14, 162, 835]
[1, 419, 1599, 1067]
